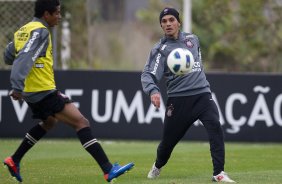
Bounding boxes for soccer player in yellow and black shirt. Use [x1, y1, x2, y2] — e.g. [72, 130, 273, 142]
[3, 0, 133, 182]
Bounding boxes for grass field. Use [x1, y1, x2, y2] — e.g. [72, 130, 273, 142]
[0, 139, 282, 184]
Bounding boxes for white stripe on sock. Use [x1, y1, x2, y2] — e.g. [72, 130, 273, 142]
[83, 139, 98, 149]
[25, 133, 37, 145]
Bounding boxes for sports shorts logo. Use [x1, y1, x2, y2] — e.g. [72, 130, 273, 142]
[166, 104, 174, 117]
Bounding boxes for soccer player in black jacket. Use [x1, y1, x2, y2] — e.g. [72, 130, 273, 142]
[141, 7, 235, 183]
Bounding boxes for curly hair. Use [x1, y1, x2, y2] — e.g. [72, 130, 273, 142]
[34, 0, 60, 18]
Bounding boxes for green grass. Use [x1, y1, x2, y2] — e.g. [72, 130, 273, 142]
[0, 139, 282, 184]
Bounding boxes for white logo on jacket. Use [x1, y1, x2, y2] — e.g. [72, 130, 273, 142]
[150, 44, 166, 75]
[24, 32, 39, 52]
[151, 53, 161, 75]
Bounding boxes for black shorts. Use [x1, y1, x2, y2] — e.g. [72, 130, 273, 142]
[27, 90, 72, 120]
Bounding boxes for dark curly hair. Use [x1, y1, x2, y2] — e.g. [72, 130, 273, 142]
[34, 0, 60, 18]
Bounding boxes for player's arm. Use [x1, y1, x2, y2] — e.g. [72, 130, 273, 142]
[141, 47, 165, 108]
[3, 41, 16, 65]
[10, 28, 49, 98]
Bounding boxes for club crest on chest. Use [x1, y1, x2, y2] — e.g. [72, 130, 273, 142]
[185, 39, 194, 48]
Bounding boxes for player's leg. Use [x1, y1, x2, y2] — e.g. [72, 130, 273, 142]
[155, 116, 190, 168]
[3, 108, 57, 182]
[54, 103, 112, 172]
[11, 118, 57, 162]
[54, 100, 133, 182]
[148, 97, 194, 179]
[198, 94, 225, 176]
[198, 94, 235, 182]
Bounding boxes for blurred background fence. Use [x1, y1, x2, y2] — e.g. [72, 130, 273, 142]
[1, 0, 282, 72]
[0, 0, 35, 70]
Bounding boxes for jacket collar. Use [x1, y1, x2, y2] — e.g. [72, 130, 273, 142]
[32, 17, 49, 28]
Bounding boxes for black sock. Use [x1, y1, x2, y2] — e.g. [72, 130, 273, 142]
[77, 127, 112, 174]
[12, 124, 46, 163]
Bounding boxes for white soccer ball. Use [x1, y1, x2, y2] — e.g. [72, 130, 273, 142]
[167, 48, 195, 75]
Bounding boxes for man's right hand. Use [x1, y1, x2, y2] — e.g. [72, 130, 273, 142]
[9, 90, 23, 101]
[150, 93, 161, 109]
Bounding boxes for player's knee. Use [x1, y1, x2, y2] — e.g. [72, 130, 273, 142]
[81, 117, 90, 127]
[75, 116, 90, 129]
[40, 120, 57, 131]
